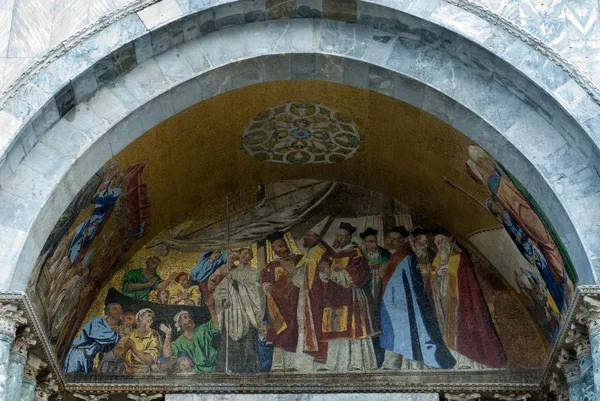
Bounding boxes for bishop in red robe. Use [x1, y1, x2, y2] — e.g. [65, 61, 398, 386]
[295, 223, 333, 364]
[320, 222, 380, 370]
[261, 232, 304, 370]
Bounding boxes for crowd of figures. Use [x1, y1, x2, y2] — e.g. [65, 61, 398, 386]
[63, 218, 512, 375]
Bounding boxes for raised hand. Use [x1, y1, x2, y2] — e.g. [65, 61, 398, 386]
[159, 323, 172, 336]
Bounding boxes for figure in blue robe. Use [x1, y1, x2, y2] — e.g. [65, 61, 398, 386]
[63, 316, 121, 373]
[490, 201, 565, 312]
[190, 251, 229, 283]
[379, 242, 455, 369]
[68, 185, 121, 265]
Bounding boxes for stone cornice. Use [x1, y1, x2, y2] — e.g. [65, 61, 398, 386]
[0, 292, 64, 390]
[542, 285, 600, 386]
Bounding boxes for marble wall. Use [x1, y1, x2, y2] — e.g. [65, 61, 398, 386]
[166, 394, 439, 401]
[1, 0, 600, 93]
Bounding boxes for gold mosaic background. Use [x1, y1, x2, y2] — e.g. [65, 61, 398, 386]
[112, 79, 499, 265]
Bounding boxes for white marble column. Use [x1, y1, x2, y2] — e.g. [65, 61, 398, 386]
[564, 360, 583, 401]
[555, 348, 581, 401]
[583, 296, 600, 399]
[572, 333, 595, 400]
[6, 328, 36, 401]
[21, 354, 45, 401]
[0, 304, 27, 401]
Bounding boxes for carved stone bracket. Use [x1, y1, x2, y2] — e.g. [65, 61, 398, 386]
[12, 327, 37, 357]
[126, 394, 163, 401]
[583, 296, 600, 334]
[73, 394, 110, 401]
[563, 361, 581, 384]
[555, 349, 575, 370]
[0, 302, 27, 338]
[548, 372, 565, 391]
[565, 324, 592, 358]
[575, 338, 592, 358]
[25, 354, 47, 381]
[444, 394, 481, 401]
[35, 374, 59, 401]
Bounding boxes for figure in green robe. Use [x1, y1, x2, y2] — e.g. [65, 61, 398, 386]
[122, 256, 175, 300]
[161, 310, 220, 373]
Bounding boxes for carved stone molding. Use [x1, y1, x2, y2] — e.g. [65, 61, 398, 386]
[25, 354, 47, 381]
[493, 394, 531, 400]
[12, 327, 37, 357]
[0, 302, 27, 338]
[444, 394, 481, 401]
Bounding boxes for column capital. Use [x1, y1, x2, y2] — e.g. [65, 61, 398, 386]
[12, 327, 36, 357]
[583, 296, 600, 333]
[34, 374, 58, 401]
[548, 372, 569, 401]
[493, 394, 531, 400]
[444, 394, 481, 401]
[24, 354, 46, 381]
[0, 303, 27, 338]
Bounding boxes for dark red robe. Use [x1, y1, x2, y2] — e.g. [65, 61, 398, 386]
[455, 251, 507, 367]
[297, 241, 333, 362]
[321, 246, 380, 341]
[260, 254, 303, 352]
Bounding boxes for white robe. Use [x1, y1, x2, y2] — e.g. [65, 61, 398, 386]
[214, 264, 266, 341]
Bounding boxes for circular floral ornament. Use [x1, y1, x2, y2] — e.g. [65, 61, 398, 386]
[242, 103, 362, 164]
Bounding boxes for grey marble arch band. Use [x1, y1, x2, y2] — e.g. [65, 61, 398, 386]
[0, 17, 594, 294]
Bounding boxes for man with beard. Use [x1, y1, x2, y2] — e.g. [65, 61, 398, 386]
[379, 226, 455, 370]
[294, 217, 333, 365]
[98, 311, 136, 373]
[431, 229, 507, 368]
[214, 248, 265, 372]
[64, 303, 124, 373]
[412, 228, 435, 306]
[320, 222, 380, 371]
[383, 227, 408, 254]
[160, 310, 221, 373]
[261, 231, 305, 371]
[122, 257, 177, 300]
[359, 227, 391, 367]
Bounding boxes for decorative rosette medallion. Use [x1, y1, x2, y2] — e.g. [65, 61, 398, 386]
[242, 103, 362, 164]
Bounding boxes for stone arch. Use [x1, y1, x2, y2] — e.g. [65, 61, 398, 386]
[0, 5, 599, 380]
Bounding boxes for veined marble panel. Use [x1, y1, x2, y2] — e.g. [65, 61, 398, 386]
[166, 394, 439, 401]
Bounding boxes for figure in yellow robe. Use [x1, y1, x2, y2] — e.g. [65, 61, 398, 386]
[114, 308, 162, 374]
